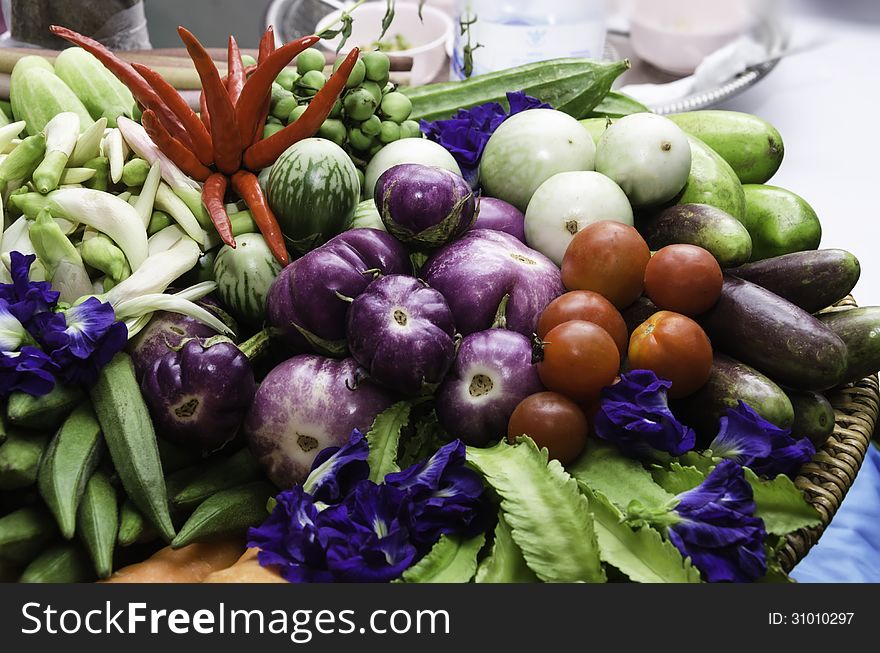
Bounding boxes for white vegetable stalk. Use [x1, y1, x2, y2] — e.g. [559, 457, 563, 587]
[69, 117, 108, 167]
[154, 182, 208, 247]
[105, 237, 200, 306]
[134, 161, 162, 227]
[117, 117, 200, 192]
[59, 167, 97, 185]
[1, 216, 35, 257]
[103, 128, 125, 184]
[0, 121, 26, 153]
[31, 112, 80, 194]
[147, 224, 188, 256]
[122, 281, 223, 339]
[1, 139, 22, 155]
[116, 293, 234, 339]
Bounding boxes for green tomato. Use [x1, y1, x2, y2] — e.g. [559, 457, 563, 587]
[241, 54, 257, 68]
[348, 127, 374, 151]
[334, 57, 366, 88]
[480, 109, 596, 212]
[318, 119, 347, 147]
[266, 115, 282, 126]
[344, 88, 378, 122]
[361, 115, 382, 136]
[379, 92, 412, 123]
[362, 51, 391, 82]
[276, 68, 299, 92]
[400, 120, 422, 139]
[369, 142, 384, 156]
[329, 99, 343, 119]
[288, 104, 309, 123]
[379, 121, 400, 144]
[263, 123, 285, 139]
[364, 139, 461, 198]
[296, 70, 327, 97]
[297, 48, 326, 75]
[360, 81, 383, 106]
[271, 95, 298, 121]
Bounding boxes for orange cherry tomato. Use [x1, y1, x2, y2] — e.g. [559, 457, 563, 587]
[507, 391, 589, 465]
[538, 320, 621, 403]
[628, 311, 713, 399]
[561, 221, 651, 308]
[537, 290, 629, 357]
[644, 244, 723, 316]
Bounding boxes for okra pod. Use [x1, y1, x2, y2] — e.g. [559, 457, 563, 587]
[0, 429, 49, 491]
[77, 470, 118, 578]
[171, 481, 274, 549]
[19, 543, 94, 583]
[7, 382, 85, 430]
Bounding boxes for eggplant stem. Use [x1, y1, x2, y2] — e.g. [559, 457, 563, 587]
[491, 294, 510, 330]
[238, 327, 273, 360]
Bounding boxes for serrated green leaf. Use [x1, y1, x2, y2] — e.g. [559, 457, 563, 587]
[580, 485, 702, 583]
[396, 413, 451, 470]
[467, 439, 605, 583]
[568, 442, 674, 511]
[676, 451, 717, 475]
[366, 401, 412, 482]
[651, 463, 706, 496]
[475, 513, 538, 583]
[401, 533, 485, 583]
[744, 469, 821, 536]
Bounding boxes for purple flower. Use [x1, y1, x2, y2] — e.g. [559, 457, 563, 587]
[302, 429, 370, 504]
[668, 459, 767, 583]
[385, 439, 487, 550]
[35, 297, 128, 385]
[709, 402, 815, 478]
[594, 370, 696, 457]
[0, 252, 59, 326]
[0, 299, 58, 398]
[421, 91, 552, 187]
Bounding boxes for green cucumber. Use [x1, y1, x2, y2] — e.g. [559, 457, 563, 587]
[19, 543, 93, 583]
[677, 135, 746, 221]
[785, 390, 835, 448]
[668, 110, 784, 184]
[741, 185, 822, 261]
[90, 353, 175, 542]
[54, 48, 135, 127]
[37, 403, 103, 539]
[7, 382, 85, 430]
[76, 471, 118, 579]
[171, 481, 274, 549]
[173, 448, 263, 509]
[818, 307, 880, 385]
[10, 59, 94, 136]
[403, 58, 630, 122]
[0, 506, 57, 564]
[117, 500, 158, 547]
[0, 429, 48, 491]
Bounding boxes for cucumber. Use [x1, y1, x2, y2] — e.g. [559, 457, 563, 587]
[674, 353, 794, 437]
[785, 390, 835, 448]
[117, 500, 158, 547]
[0, 506, 57, 564]
[54, 48, 135, 127]
[172, 448, 263, 509]
[668, 111, 784, 184]
[640, 203, 752, 268]
[403, 59, 630, 122]
[77, 471, 118, 579]
[676, 135, 746, 221]
[171, 481, 274, 549]
[90, 353, 175, 542]
[213, 233, 282, 324]
[7, 382, 85, 430]
[701, 275, 847, 391]
[818, 307, 880, 385]
[0, 429, 48, 491]
[10, 59, 94, 136]
[37, 403, 103, 539]
[728, 250, 860, 313]
[19, 543, 93, 583]
[741, 185, 822, 261]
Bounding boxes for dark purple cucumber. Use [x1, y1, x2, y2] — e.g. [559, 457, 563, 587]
[784, 389, 835, 448]
[728, 249, 860, 313]
[701, 275, 847, 391]
[621, 296, 659, 336]
[818, 306, 880, 385]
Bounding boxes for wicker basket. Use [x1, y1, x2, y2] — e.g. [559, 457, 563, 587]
[780, 297, 880, 571]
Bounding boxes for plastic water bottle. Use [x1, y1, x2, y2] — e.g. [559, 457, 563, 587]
[451, 0, 607, 80]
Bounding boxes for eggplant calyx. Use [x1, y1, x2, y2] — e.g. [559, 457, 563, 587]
[491, 294, 510, 330]
[531, 333, 546, 364]
[291, 323, 348, 357]
[238, 328, 273, 360]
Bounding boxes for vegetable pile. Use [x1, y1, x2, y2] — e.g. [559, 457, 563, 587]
[1, 23, 878, 585]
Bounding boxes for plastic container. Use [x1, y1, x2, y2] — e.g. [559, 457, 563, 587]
[451, 0, 607, 79]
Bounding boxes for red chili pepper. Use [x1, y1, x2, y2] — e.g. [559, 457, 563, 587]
[235, 35, 320, 146]
[50, 25, 192, 150]
[131, 62, 214, 167]
[202, 173, 235, 248]
[226, 35, 246, 105]
[244, 48, 359, 171]
[141, 110, 211, 182]
[258, 27, 275, 64]
[231, 170, 289, 266]
[198, 89, 211, 134]
[178, 27, 242, 175]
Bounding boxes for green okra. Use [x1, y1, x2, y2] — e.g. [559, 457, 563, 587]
[19, 543, 94, 583]
[0, 429, 49, 491]
[117, 500, 158, 547]
[7, 382, 85, 431]
[173, 448, 263, 509]
[171, 481, 275, 549]
[76, 470, 118, 579]
[0, 506, 57, 565]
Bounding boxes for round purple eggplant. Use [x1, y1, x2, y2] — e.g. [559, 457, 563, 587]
[472, 197, 526, 242]
[347, 274, 456, 394]
[245, 355, 396, 487]
[266, 228, 411, 354]
[141, 338, 256, 452]
[422, 229, 564, 337]
[436, 329, 543, 446]
[376, 163, 476, 248]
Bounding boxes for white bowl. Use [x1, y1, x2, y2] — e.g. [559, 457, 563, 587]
[629, 0, 756, 75]
[316, 2, 453, 87]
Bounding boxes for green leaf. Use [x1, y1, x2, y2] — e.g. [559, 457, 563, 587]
[396, 412, 451, 470]
[568, 442, 675, 511]
[744, 469, 821, 536]
[366, 401, 412, 482]
[467, 438, 605, 583]
[676, 451, 717, 476]
[401, 533, 485, 583]
[651, 463, 706, 496]
[379, 0, 395, 41]
[581, 485, 702, 583]
[475, 513, 538, 583]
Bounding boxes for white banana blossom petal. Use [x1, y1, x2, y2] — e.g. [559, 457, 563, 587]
[117, 117, 200, 191]
[105, 237, 200, 306]
[115, 294, 234, 338]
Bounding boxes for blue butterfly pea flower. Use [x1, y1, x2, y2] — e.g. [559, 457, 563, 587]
[302, 429, 371, 504]
[0, 299, 58, 398]
[0, 252, 59, 327]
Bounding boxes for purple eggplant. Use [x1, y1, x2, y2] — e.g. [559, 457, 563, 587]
[376, 163, 477, 248]
[422, 229, 564, 337]
[472, 197, 526, 242]
[347, 274, 456, 394]
[436, 329, 543, 446]
[141, 338, 256, 452]
[266, 228, 411, 354]
[245, 355, 396, 487]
